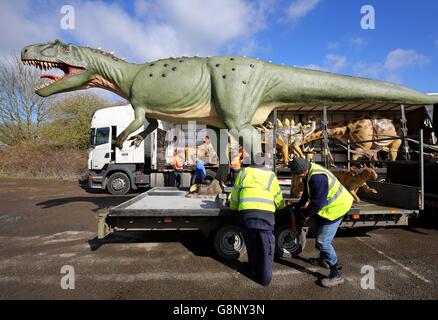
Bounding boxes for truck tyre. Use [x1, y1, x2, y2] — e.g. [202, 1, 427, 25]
[213, 225, 246, 261]
[275, 225, 307, 258]
[107, 172, 131, 195]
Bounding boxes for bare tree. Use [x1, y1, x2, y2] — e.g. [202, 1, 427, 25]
[0, 55, 53, 144]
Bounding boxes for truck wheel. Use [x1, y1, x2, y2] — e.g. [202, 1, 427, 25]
[214, 225, 246, 261]
[107, 172, 131, 195]
[275, 225, 307, 258]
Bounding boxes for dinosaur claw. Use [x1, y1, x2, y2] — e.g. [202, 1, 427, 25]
[115, 139, 125, 150]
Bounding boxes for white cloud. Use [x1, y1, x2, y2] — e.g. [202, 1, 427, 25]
[353, 48, 431, 84]
[0, 0, 270, 63]
[302, 54, 347, 73]
[351, 37, 368, 49]
[384, 48, 431, 71]
[286, 0, 320, 24]
[0, 0, 59, 58]
[352, 61, 382, 79]
[436, 39, 438, 47]
[302, 64, 324, 71]
[325, 54, 347, 72]
[71, 0, 272, 61]
[326, 41, 339, 50]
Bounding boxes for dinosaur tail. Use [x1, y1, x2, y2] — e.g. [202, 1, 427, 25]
[272, 66, 438, 106]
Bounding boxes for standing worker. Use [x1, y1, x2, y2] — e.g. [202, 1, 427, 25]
[197, 135, 218, 164]
[288, 157, 353, 288]
[230, 154, 284, 286]
[172, 149, 183, 188]
[230, 146, 248, 184]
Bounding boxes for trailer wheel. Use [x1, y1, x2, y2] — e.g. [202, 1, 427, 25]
[214, 225, 246, 261]
[275, 225, 307, 258]
[107, 172, 131, 195]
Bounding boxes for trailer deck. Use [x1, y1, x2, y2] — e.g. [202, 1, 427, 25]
[100, 182, 419, 233]
[109, 188, 227, 216]
[96, 183, 420, 259]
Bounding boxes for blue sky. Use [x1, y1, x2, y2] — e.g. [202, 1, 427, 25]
[1, 0, 437, 99]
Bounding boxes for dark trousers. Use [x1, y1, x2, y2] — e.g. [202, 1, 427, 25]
[241, 219, 275, 286]
[230, 168, 241, 184]
[174, 170, 182, 188]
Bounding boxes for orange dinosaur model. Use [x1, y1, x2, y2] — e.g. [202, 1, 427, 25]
[290, 165, 378, 203]
[300, 117, 401, 161]
[332, 167, 378, 203]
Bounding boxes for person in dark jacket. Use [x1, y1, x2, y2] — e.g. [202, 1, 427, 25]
[288, 157, 353, 288]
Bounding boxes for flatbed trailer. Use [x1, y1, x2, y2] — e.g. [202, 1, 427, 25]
[97, 180, 420, 260]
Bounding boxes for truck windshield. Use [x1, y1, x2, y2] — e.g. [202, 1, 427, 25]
[90, 127, 110, 147]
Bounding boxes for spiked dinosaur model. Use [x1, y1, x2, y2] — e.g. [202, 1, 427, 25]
[300, 117, 402, 161]
[21, 40, 438, 193]
[256, 119, 316, 164]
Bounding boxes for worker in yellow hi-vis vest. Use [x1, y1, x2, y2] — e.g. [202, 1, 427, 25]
[288, 157, 353, 288]
[230, 153, 284, 286]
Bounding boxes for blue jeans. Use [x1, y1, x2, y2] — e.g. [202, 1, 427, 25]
[315, 217, 343, 267]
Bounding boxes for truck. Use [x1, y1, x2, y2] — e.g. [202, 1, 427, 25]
[88, 105, 218, 195]
[96, 103, 427, 261]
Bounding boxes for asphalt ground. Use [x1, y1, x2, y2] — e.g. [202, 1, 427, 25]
[0, 178, 437, 299]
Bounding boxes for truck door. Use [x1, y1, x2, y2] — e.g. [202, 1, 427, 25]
[90, 127, 111, 170]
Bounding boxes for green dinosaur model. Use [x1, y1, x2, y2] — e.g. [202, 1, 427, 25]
[21, 39, 438, 187]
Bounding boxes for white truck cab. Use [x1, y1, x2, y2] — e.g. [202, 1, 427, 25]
[88, 105, 217, 194]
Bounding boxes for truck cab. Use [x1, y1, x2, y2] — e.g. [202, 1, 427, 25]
[88, 105, 217, 194]
[88, 105, 158, 194]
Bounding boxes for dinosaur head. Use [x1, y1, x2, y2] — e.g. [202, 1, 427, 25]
[21, 39, 96, 97]
[361, 167, 378, 180]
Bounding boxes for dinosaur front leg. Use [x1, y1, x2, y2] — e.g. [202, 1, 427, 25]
[388, 139, 402, 161]
[362, 183, 378, 194]
[277, 137, 289, 164]
[116, 107, 146, 150]
[351, 188, 361, 203]
[127, 118, 158, 148]
[293, 144, 305, 158]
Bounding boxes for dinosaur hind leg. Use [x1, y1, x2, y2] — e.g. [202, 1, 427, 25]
[232, 126, 263, 165]
[212, 126, 230, 183]
[388, 139, 402, 161]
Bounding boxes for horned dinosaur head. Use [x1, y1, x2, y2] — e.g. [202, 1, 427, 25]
[21, 39, 122, 97]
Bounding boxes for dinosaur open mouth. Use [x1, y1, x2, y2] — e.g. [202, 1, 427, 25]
[22, 59, 86, 91]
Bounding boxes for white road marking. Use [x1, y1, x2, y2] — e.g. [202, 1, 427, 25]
[355, 237, 431, 284]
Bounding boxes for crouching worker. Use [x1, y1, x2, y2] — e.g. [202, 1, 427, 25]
[230, 154, 284, 286]
[288, 157, 353, 288]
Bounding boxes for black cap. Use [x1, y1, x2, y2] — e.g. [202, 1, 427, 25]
[288, 157, 310, 174]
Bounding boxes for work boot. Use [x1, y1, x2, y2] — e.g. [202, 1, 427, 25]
[309, 257, 329, 269]
[321, 264, 345, 288]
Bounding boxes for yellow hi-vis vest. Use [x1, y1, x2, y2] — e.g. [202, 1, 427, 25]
[307, 163, 354, 221]
[230, 167, 285, 212]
